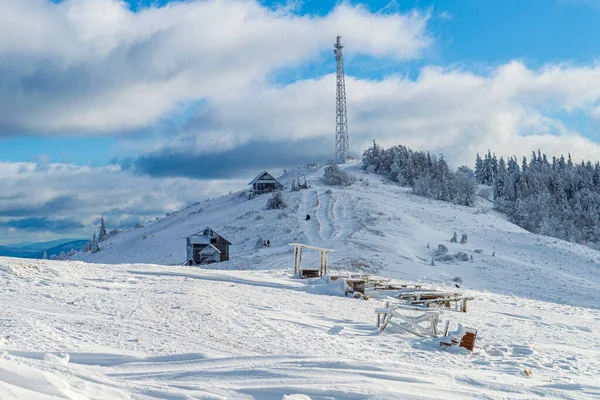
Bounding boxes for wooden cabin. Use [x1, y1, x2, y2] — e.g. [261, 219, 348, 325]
[249, 171, 284, 194]
[186, 227, 231, 265]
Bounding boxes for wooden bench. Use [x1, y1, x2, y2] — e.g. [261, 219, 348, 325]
[440, 326, 477, 351]
[301, 269, 321, 278]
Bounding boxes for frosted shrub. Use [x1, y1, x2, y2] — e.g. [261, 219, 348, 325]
[322, 164, 356, 187]
[450, 232, 457, 243]
[460, 233, 468, 244]
[266, 191, 287, 210]
[437, 244, 448, 255]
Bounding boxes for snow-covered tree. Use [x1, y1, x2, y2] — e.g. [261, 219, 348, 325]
[98, 217, 108, 242]
[266, 191, 287, 210]
[322, 164, 356, 187]
[363, 143, 476, 206]
[477, 148, 600, 245]
[42, 251, 47, 260]
[91, 233, 100, 253]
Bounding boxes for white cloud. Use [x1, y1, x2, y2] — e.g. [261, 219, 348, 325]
[177, 60, 600, 166]
[0, 161, 245, 243]
[0, 0, 431, 134]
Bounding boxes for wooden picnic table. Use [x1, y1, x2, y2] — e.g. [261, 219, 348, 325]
[398, 290, 474, 312]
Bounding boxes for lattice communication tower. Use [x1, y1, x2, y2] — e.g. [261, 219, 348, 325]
[334, 35, 349, 163]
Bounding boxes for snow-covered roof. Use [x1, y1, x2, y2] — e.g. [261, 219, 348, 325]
[188, 235, 210, 245]
[249, 171, 281, 186]
[187, 227, 231, 245]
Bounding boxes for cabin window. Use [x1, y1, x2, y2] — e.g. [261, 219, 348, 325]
[210, 238, 217, 244]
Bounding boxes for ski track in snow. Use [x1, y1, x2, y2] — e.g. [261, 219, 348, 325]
[2, 163, 600, 399]
[304, 189, 322, 244]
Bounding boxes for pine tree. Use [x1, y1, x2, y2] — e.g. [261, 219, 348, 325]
[42, 251, 47, 260]
[474, 153, 483, 183]
[98, 217, 108, 242]
[494, 157, 507, 199]
[91, 233, 100, 253]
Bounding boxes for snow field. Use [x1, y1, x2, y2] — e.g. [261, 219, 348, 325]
[2, 163, 600, 398]
[1, 258, 599, 399]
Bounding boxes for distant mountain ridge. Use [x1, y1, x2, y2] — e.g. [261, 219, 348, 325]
[0, 239, 88, 259]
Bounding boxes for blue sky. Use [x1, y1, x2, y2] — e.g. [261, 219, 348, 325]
[2, 0, 600, 165]
[4, 0, 600, 166]
[2, 0, 600, 243]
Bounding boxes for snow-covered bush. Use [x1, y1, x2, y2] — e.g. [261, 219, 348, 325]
[436, 244, 448, 255]
[266, 191, 287, 210]
[322, 164, 356, 187]
[450, 232, 457, 243]
[460, 233, 468, 244]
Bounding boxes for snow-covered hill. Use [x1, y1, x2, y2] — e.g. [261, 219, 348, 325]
[76, 163, 600, 308]
[1, 163, 599, 399]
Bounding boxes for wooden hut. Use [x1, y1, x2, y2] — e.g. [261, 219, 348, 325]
[249, 171, 284, 194]
[186, 227, 231, 265]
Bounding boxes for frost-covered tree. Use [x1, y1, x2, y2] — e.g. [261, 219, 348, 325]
[42, 251, 47, 260]
[322, 164, 356, 187]
[362, 143, 476, 206]
[59, 251, 66, 260]
[98, 217, 108, 242]
[91, 233, 100, 253]
[266, 191, 287, 210]
[477, 148, 600, 245]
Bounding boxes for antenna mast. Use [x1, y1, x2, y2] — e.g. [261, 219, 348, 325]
[334, 35, 349, 163]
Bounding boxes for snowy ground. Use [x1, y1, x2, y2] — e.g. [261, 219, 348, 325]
[2, 163, 600, 399]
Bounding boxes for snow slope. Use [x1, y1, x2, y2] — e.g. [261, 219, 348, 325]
[76, 163, 600, 309]
[1, 163, 599, 399]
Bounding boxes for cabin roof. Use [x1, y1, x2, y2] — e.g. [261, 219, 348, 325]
[248, 171, 281, 186]
[188, 227, 232, 245]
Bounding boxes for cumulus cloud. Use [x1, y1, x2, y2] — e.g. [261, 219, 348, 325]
[166, 61, 600, 167]
[0, 0, 431, 135]
[0, 161, 246, 243]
